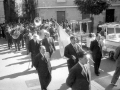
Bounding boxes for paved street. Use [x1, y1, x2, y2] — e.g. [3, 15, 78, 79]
[0, 38, 120, 90]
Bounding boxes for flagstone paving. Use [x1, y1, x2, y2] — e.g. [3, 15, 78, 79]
[0, 38, 120, 90]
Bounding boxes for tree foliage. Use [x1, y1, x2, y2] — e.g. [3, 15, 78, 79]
[3, 0, 37, 23]
[74, 0, 111, 15]
[23, 0, 37, 22]
[4, 0, 18, 23]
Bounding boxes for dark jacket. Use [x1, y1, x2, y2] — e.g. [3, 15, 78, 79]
[24, 33, 30, 44]
[5, 32, 12, 41]
[64, 43, 84, 67]
[114, 46, 120, 67]
[42, 37, 56, 56]
[66, 63, 90, 90]
[90, 39, 102, 61]
[49, 27, 56, 36]
[34, 53, 51, 89]
[34, 53, 51, 73]
[28, 39, 42, 55]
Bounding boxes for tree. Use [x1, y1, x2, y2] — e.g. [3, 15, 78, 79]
[3, 0, 9, 23]
[23, 0, 37, 23]
[74, 0, 111, 32]
[4, 0, 17, 23]
[3, 0, 37, 23]
[10, 0, 18, 22]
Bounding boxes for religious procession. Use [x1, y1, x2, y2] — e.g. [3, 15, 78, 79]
[1, 0, 120, 90]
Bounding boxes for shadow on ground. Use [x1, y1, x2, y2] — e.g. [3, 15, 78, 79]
[51, 49, 62, 60]
[90, 57, 116, 80]
[0, 39, 11, 54]
[2, 54, 25, 60]
[57, 83, 69, 90]
[105, 84, 120, 90]
[6, 60, 30, 67]
[52, 63, 67, 70]
[17, 56, 30, 61]
[0, 69, 37, 80]
[21, 50, 28, 55]
[0, 49, 11, 54]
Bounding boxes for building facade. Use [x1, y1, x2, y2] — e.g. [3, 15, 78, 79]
[36, 0, 82, 23]
[36, 0, 120, 29]
[0, 0, 4, 23]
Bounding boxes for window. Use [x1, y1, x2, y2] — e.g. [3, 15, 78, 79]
[107, 28, 114, 34]
[116, 28, 120, 33]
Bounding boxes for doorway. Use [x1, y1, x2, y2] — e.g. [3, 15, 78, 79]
[82, 14, 92, 32]
[57, 11, 65, 24]
[106, 9, 115, 23]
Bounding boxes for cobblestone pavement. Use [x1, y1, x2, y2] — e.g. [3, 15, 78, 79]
[0, 38, 120, 90]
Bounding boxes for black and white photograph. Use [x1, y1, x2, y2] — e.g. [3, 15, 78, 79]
[0, 0, 120, 90]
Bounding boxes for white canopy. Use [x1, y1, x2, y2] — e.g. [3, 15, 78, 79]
[79, 18, 91, 23]
[99, 23, 120, 28]
[70, 18, 91, 24]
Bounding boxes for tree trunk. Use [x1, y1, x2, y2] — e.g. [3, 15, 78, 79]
[89, 14, 94, 33]
[3, 0, 10, 23]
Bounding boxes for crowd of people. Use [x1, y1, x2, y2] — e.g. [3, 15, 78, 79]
[1, 18, 120, 90]
[0, 19, 72, 90]
[0, 19, 102, 90]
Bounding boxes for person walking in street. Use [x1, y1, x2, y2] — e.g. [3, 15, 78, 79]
[34, 45, 52, 90]
[12, 29, 21, 51]
[90, 33, 102, 76]
[110, 45, 120, 86]
[5, 29, 13, 49]
[64, 36, 84, 72]
[42, 32, 56, 58]
[49, 25, 56, 40]
[1, 24, 6, 39]
[19, 26, 25, 48]
[28, 34, 42, 68]
[66, 51, 91, 90]
[24, 30, 32, 54]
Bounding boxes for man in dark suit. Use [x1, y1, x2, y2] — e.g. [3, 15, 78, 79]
[24, 30, 32, 54]
[49, 25, 56, 40]
[97, 21, 102, 33]
[90, 33, 102, 76]
[64, 36, 84, 71]
[42, 32, 56, 58]
[34, 45, 52, 90]
[28, 34, 42, 68]
[110, 45, 120, 86]
[11, 29, 21, 51]
[5, 30, 13, 49]
[66, 51, 91, 90]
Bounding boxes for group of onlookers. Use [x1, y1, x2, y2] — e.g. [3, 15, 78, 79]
[1, 18, 57, 51]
